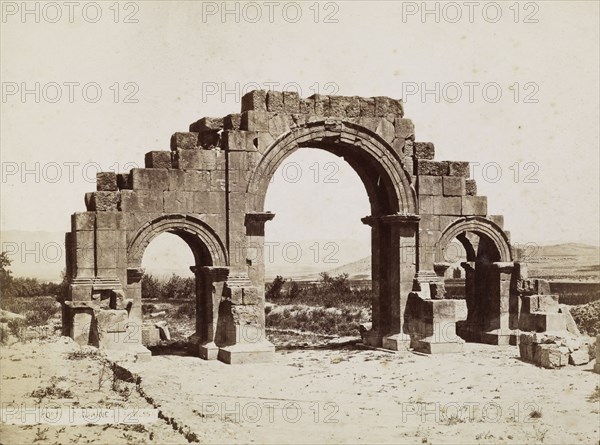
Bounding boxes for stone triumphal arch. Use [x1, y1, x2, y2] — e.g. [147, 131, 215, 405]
[63, 90, 535, 363]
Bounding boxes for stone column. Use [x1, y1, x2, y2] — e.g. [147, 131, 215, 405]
[481, 262, 515, 345]
[380, 213, 419, 351]
[244, 212, 275, 297]
[456, 261, 479, 342]
[188, 265, 229, 360]
[360, 215, 385, 347]
[126, 267, 145, 345]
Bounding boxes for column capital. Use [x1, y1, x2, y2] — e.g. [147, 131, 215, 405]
[126, 267, 144, 284]
[200, 266, 230, 282]
[245, 212, 275, 226]
[433, 262, 452, 278]
[361, 213, 420, 226]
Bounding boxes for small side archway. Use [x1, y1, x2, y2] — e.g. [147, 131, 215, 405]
[435, 216, 514, 344]
[125, 214, 228, 350]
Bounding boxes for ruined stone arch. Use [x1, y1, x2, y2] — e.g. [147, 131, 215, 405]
[127, 214, 228, 268]
[247, 119, 418, 215]
[436, 216, 512, 263]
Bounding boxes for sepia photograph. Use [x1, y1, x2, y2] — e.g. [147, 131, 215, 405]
[1, 1, 599, 444]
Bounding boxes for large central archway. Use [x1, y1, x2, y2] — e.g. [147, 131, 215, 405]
[245, 119, 418, 349]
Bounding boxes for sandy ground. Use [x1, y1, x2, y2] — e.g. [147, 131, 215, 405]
[1, 337, 599, 444]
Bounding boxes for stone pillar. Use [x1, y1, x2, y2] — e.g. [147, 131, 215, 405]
[380, 214, 420, 351]
[126, 267, 145, 345]
[244, 212, 275, 297]
[188, 265, 229, 360]
[481, 262, 516, 345]
[360, 215, 384, 347]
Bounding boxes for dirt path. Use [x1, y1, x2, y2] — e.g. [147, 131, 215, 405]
[1, 339, 598, 444]
[123, 344, 599, 444]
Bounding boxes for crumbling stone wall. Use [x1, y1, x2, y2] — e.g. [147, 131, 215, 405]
[63, 89, 572, 364]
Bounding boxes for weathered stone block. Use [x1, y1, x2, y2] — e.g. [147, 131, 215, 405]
[299, 97, 314, 114]
[442, 176, 466, 196]
[417, 160, 448, 176]
[175, 150, 217, 170]
[537, 294, 559, 312]
[224, 114, 242, 130]
[90, 191, 120, 211]
[95, 212, 123, 230]
[569, 348, 590, 365]
[461, 196, 487, 216]
[242, 90, 268, 112]
[448, 161, 470, 177]
[310, 94, 330, 115]
[163, 191, 191, 213]
[71, 212, 96, 231]
[119, 190, 163, 213]
[434, 196, 462, 216]
[189, 117, 224, 132]
[144, 151, 172, 169]
[395, 118, 415, 140]
[266, 90, 284, 112]
[186, 192, 209, 213]
[130, 168, 170, 190]
[240, 111, 269, 132]
[208, 191, 226, 213]
[242, 287, 259, 305]
[419, 175, 442, 196]
[414, 142, 435, 160]
[96, 172, 118, 191]
[419, 196, 434, 214]
[283, 91, 300, 113]
[329, 96, 360, 118]
[182, 170, 210, 191]
[170, 132, 199, 150]
[465, 179, 477, 195]
[358, 97, 375, 117]
[539, 344, 568, 368]
[489, 214, 504, 229]
[221, 130, 258, 151]
[374, 96, 403, 118]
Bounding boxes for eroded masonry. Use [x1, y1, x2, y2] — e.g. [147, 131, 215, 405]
[62, 90, 592, 366]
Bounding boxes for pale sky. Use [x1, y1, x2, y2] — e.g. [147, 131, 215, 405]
[2, 1, 599, 249]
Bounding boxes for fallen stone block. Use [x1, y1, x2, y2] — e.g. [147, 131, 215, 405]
[569, 347, 589, 365]
[559, 305, 581, 336]
[154, 321, 171, 341]
[538, 344, 568, 368]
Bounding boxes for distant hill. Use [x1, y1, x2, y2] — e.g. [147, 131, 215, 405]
[2, 229, 597, 283]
